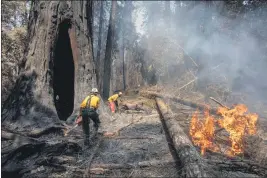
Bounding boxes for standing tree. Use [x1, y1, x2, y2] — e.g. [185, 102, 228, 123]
[96, 0, 104, 91]
[2, 1, 96, 127]
[121, 1, 133, 90]
[103, 1, 117, 99]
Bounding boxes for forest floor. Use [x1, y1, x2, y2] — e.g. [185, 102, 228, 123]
[2, 87, 267, 178]
[55, 94, 180, 178]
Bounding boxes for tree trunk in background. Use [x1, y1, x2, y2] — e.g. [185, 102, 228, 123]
[96, 0, 104, 91]
[103, 1, 117, 99]
[122, 45, 126, 90]
[2, 1, 96, 122]
[122, 3, 126, 91]
[164, 1, 171, 27]
[88, 1, 94, 65]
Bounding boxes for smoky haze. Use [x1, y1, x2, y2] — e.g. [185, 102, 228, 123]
[137, 1, 267, 111]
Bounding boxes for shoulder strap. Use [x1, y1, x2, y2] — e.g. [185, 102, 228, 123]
[86, 95, 92, 108]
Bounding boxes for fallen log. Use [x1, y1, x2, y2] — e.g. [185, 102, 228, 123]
[2, 142, 46, 166]
[1, 130, 38, 142]
[141, 91, 267, 119]
[154, 97, 267, 177]
[140, 91, 218, 115]
[207, 159, 267, 177]
[120, 102, 151, 114]
[1, 130, 41, 154]
[27, 125, 65, 138]
[209, 97, 230, 109]
[155, 97, 210, 177]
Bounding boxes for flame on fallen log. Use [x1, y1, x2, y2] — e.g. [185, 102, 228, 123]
[190, 104, 258, 157]
[189, 107, 219, 155]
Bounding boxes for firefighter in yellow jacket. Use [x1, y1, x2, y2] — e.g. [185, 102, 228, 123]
[80, 88, 101, 145]
[108, 92, 122, 113]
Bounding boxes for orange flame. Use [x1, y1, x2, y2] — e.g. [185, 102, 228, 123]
[190, 104, 258, 156]
[189, 108, 219, 155]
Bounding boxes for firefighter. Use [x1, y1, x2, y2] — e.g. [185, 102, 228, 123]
[80, 88, 101, 146]
[108, 92, 122, 113]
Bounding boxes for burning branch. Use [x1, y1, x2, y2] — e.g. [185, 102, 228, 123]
[209, 97, 230, 109]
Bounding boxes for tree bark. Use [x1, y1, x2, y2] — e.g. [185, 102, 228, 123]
[140, 90, 218, 115]
[103, 1, 117, 99]
[155, 98, 210, 177]
[96, 0, 104, 91]
[121, 1, 132, 91]
[122, 36, 126, 91]
[2, 1, 96, 122]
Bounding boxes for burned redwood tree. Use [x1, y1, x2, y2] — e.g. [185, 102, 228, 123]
[1, 1, 98, 176]
[2, 1, 96, 123]
[102, 1, 117, 100]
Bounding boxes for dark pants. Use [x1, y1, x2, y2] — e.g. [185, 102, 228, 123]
[114, 100, 119, 112]
[81, 108, 100, 145]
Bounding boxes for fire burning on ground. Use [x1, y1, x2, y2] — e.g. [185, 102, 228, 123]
[190, 104, 258, 157]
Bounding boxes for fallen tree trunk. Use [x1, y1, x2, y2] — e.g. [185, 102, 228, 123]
[207, 159, 267, 177]
[1, 130, 38, 142]
[154, 97, 267, 177]
[155, 97, 210, 177]
[120, 102, 151, 114]
[141, 91, 218, 115]
[141, 90, 266, 119]
[27, 125, 65, 138]
[2, 142, 46, 166]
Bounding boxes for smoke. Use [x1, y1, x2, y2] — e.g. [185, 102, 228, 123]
[136, 1, 267, 109]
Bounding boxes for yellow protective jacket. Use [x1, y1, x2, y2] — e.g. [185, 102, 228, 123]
[80, 95, 100, 109]
[108, 94, 119, 102]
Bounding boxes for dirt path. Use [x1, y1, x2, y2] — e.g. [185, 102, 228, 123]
[56, 96, 179, 177]
[80, 95, 180, 177]
[85, 111, 178, 177]
[10, 95, 179, 178]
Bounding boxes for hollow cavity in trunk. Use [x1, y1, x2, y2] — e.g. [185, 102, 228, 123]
[53, 21, 74, 121]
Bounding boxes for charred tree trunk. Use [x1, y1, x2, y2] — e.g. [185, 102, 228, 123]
[96, 0, 104, 91]
[121, 1, 133, 91]
[121, 1, 130, 91]
[122, 33, 126, 91]
[1, 2, 95, 176]
[103, 1, 117, 99]
[155, 98, 209, 177]
[2, 1, 96, 125]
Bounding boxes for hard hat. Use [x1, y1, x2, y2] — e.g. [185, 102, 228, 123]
[92, 88, 99, 93]
[118, 92, 122, 95]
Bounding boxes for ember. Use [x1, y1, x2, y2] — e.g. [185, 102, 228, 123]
[190, 104, 258, 156]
